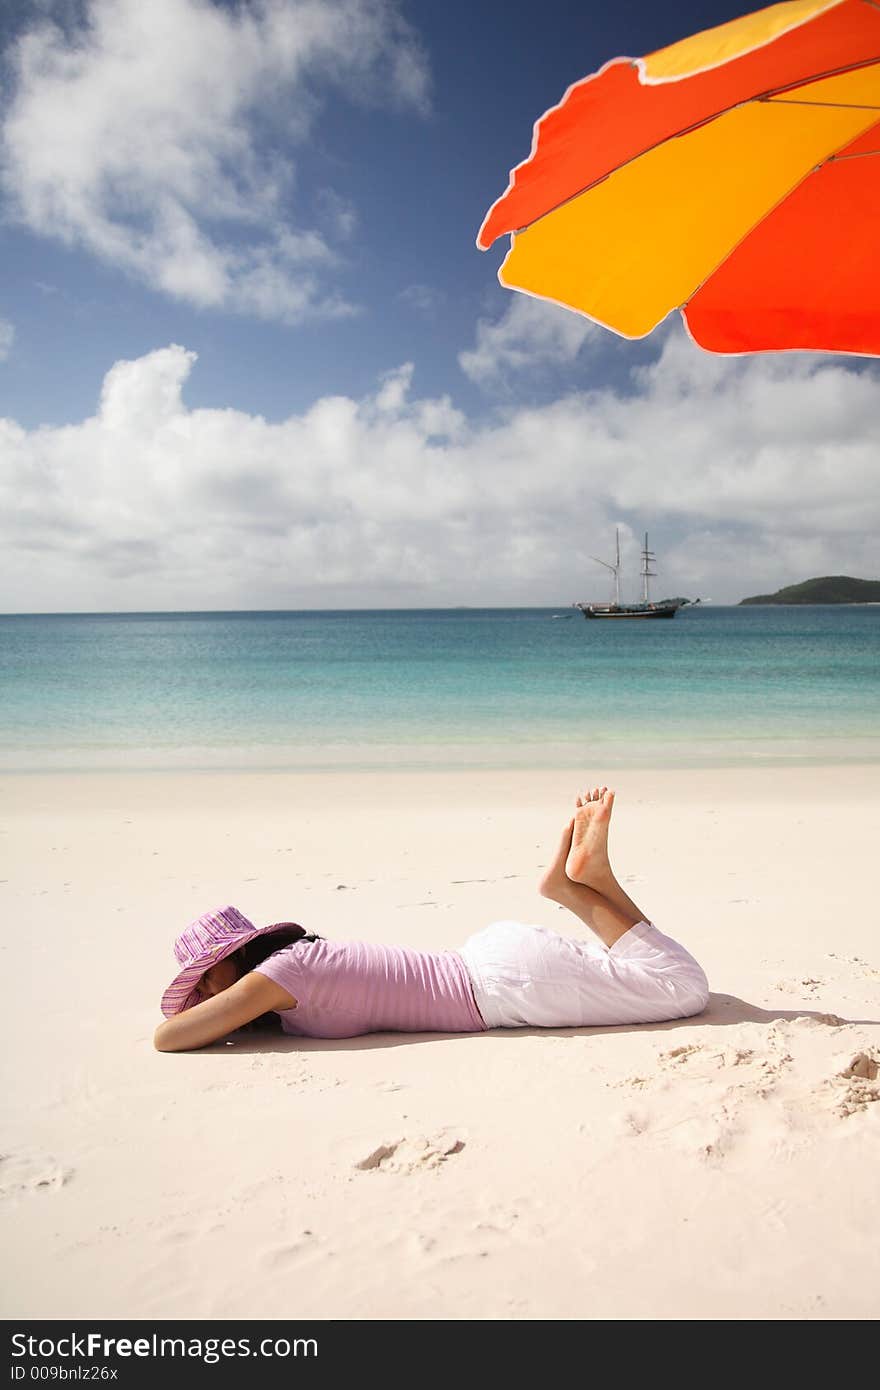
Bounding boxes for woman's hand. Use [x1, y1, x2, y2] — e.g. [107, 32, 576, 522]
[154, 972, 296, 1052]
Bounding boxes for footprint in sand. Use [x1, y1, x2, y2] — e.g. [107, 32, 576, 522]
[664, 1107, 739, 1163]
[0, 1152, 72, 1198]
[831, 1052, 880, 1118]
[615, 1092, 743, 1161]
[680, 1045, 779, 1087]
[843, 1052, 879, 1080]
[354, 1134, 465, 1174]
[627, 1037, 805, 1158]
[412, 1205, 526, 1263]
[630, 1042, 775, 1086]
[260, 1232, 318, 1269]
[770, 1015, 845, 1034]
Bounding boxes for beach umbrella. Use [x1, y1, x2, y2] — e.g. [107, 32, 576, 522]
[477, 0, 880, 356]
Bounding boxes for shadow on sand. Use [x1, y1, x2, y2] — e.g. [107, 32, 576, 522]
[191, 993, 879, 1055]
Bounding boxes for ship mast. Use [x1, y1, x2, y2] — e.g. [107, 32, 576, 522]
[641, 532, 656, 604]
[590, 527, 621, 607]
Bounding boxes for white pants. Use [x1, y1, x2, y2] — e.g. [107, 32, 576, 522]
[458, 919, 709, 1029]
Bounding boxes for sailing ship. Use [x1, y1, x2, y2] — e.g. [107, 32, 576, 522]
[575, 531, 683, 620]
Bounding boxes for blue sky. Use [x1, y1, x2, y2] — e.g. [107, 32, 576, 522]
[0, 0, 877, 610]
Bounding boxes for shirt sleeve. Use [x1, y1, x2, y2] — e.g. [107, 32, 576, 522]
[253, 944, 304, 1003]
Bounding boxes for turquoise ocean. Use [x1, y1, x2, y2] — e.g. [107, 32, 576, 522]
[1, 606, 878, 772]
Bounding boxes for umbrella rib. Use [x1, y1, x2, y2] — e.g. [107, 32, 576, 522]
[829, 146, 880, 158]
[677, 124, 876, 315]
[765, 97, 880, 109]
[509, 54, 880, 237]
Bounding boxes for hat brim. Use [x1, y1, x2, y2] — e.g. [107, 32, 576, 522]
[160, 920, 294, 1018]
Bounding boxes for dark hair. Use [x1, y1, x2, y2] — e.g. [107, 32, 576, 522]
[233, 923, 321, 975]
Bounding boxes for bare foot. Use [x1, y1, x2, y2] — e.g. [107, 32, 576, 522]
[539, 818, 575, 903]
[565, 787, 614, 889]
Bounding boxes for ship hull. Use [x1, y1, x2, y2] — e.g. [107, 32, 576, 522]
[577, 603, 679, 620]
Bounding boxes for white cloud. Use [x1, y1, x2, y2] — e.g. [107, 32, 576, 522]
[314, 188, 358, 241]
[374, 361, 414, 413]
[1, 333, 877, 611]
[0, 318, 13, 360]
[459, 294, 600, 386]
[595, 333, 880, 535]
[1, 0, 429, 322]
[399, 282, 444, 314]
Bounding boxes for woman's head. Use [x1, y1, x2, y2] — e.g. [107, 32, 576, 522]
[198, 955, 240, 998]
[195, 925, 313, 1002]
[162, 907, 319, 1019]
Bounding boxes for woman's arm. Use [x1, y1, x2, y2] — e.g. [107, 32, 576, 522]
[154, 972, 297, 1052]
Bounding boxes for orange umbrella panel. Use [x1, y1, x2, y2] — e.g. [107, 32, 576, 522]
[685, 118, 880, 355]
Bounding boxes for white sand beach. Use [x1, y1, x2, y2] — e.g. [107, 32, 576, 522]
[2, 765, 879, 1320]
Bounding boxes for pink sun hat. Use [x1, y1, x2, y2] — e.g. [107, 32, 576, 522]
[161, 905, 301, 1018]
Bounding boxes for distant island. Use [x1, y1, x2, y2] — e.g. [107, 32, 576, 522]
[739, 576, 880, 605]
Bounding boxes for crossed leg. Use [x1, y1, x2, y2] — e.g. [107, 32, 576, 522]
[539, 787, 649, 949]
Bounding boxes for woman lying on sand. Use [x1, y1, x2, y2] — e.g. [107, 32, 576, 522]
[154, 788, 709, 1052]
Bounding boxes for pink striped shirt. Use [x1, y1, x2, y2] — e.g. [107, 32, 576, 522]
[255, 938, 488, 1039]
